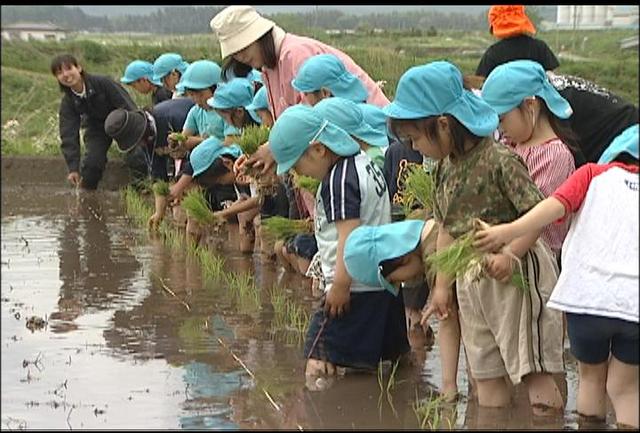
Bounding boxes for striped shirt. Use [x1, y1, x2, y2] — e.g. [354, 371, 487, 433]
[511, 138, 575, 255]
[315, 151, 391, 293]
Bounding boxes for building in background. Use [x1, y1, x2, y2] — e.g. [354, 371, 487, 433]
[555, 5, 638, 29]
[1, 22, 68, 41]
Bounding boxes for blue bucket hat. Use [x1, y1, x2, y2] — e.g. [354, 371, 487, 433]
[358, 103, 390, 138]
[598, 124, 639, 164]
[383, 61, 498, 138]
[190, 138, 243, 177]
[482, 59, 573, 119]
[344, 220, 426, 296]
[313, 97, 389, 148]
[248, 69, 263, 84]
[291, 54, 368, 103]
[207, 78, 254, 110]
[176, 60, 221, 92]
[269, 104, 361, 175]
[246, 86, 269, 111]
[121, 60, 162, 86]
[152, 53, 190, 83]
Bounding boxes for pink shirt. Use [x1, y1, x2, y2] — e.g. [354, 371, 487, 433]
[511, 138, 575, 255]
[262, 33, 390, 119]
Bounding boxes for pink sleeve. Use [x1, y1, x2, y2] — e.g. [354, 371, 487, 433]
[552, 163, 604, 220]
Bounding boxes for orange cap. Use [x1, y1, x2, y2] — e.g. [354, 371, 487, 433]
[488, 5, 536, 39]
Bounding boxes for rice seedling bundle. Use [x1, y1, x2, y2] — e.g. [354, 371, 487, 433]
[181, 187, 218, 225]
[400, 164, 435, 216]
[262, 216, 313, 242]
[152, 180, 170, 196]
[238, 124, 270, 156]
[293, 173, 320, 195]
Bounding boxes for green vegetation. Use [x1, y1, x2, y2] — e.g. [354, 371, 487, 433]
[152, 180, 170, 196]
[400, 165, 435, 217]
[262, 216, 314, 242]
[181, 187, 218, 226]
[238, 124, 270, 156]
[2, 28, 637, 157]
[293, 173, 321, 195]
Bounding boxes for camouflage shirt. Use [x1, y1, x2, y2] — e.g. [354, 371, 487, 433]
[433, 138, 544, 239]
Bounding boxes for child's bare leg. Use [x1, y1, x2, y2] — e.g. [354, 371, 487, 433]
[523, 372, 564, 414]
[575, 360, 608, 420]
[475, 376, 511, 407]
[606, 357, 639, 428]
[438, 305, 461, 401]
[305, 358, 336, 376]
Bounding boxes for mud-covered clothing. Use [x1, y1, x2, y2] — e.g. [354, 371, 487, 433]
[151, 86, 172, 106]
[475, 35, 559, 78]
[58, 73, 145, 188]
[549, 72, 639, 166]
[511, 137, 575, 255]
[315, 151, 391, 293]
[146, 98, 194, 180]
[433, 138, 544, 239]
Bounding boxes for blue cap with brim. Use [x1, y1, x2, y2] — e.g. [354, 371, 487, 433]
[207, 78, 254, 110]
[121, 60, 162, 86]
[246, 86, 269, 112]
[291, 54, 368, 103]
[344, 220, 426, 296]
[248, 69, 263, 84]
[313, 97, 388, 148]
[383, 61, 498, 138]
[481, 59, 573, 119]
[598, 124, 639, 164]
[152, 53, 190, 83]
[269, 104, 361, 175]
[358, 103, 390, 138]
[190, 138, 243, 177]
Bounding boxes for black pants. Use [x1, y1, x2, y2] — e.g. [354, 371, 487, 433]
[80, 126, 148, 190]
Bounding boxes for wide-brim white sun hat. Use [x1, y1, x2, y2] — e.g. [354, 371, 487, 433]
[210, 5, 276, 59]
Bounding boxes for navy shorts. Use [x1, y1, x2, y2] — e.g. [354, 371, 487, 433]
[286, 234, 318, 261]
[303, 290, 410, 369]
[566, 313, 639, 365]
[402, 279, 429, 310]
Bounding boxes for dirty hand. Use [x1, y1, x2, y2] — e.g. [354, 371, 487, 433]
[473, 223, 514, 253]
[484, 253, 513, 283]
[246, 143, 276, 177]
[324, 284, 350, 318]
[420, 286, 451, 324]
[168, 184, 184, 204]
[67, 171, 81, 186]
[147, 212, 164, 231]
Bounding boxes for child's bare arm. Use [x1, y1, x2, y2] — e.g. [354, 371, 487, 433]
[422, 225, 456, 322]
[215, 196, 260, 219]
[325, 218, 360, 318]
[474, 197, 566, 253]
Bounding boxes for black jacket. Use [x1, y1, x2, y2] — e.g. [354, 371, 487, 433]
[58, 73, 137, 172]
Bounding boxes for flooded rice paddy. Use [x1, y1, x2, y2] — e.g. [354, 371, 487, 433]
[1, 182, 618, 429]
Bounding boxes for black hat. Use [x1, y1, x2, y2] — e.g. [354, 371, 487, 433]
[104, 108, 148, 153]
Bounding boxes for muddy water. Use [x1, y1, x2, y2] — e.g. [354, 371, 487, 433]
[1, 184, 616, 429]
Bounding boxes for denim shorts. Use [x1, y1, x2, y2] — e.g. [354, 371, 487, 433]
[303, 290, 410, 369]
[566, 313, 639, 365]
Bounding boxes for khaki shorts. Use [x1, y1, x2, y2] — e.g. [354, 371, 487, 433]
[457, 239, 565, 385]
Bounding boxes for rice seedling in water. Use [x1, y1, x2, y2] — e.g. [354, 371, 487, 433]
[226, 272, 260, 312]
[262, 216, 313, 242]
[400, 164, 435, 217]
[413, 390, 457, 430]
[293, 173, 320, 195]
[238, 124, 270, 156]
[181, 187, 218, 226]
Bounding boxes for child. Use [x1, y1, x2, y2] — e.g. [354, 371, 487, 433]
[268, 104, 407, 377]
[384, 61, 564, 410]
[208, 78, 261, 129]
[474, 124, 639, 428]
[344, 219, 438, 349]
[152, 52, 189, 95]
[245, 86, 273, 127]
[313, 97, 388, 168]
[120, 60, 172, 105]
[482, 59, 577, 259]
[291, 53, 369, 106]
